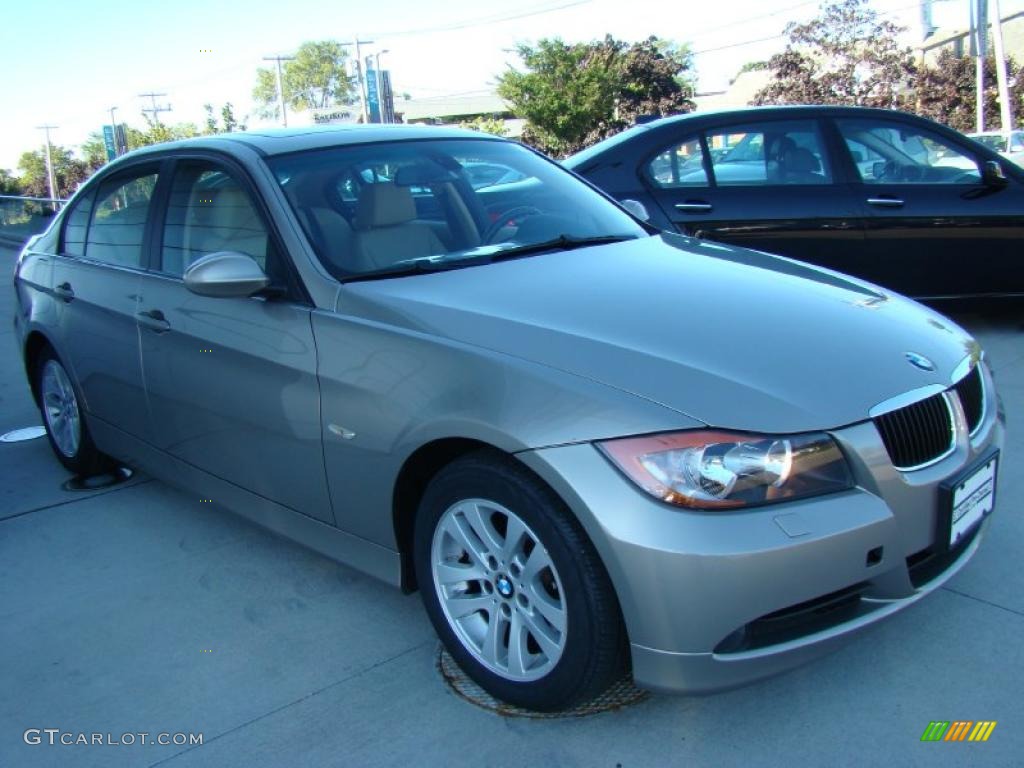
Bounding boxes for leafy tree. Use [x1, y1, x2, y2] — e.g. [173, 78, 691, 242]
[912, 49, 1024, 133]
[0, 168, 22, 195]
[459, 116, 509, 137]
[253, 40, 356, 119]
[753, 0, 916, 109]
[16, 146, 89, 199]
[203, 102, 246, 134]
[497, 35, 695, 157]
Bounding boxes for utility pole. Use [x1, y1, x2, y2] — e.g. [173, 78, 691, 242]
[263, 54, 295, 127]
[990, 0, 1015, 131]
[138, 92, 172, 124]
[108, 106, 121, 156]
[971, 0, 989, 132]
[341, 37, 375, 123]
[36, 125, 59, 207]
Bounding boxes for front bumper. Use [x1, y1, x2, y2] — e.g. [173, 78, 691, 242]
[517, 372, 1004, 694]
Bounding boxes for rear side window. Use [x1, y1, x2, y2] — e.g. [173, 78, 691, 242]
[646, 136, 707, 187]
[85, 170, 158, 267]
[705, 120, 832, 186]
[61, 192, 94, 257]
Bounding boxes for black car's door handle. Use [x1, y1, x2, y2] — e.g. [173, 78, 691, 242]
[136, 309, 170, 333]
[54, 282, 75, 302]
[675, 201, 713, 213]
[866, 196, 905, 208]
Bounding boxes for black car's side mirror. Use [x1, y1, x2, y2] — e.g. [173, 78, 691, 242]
[982, 160, 1009, 188]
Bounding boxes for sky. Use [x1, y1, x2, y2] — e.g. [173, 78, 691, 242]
[0, 0, 970, 174]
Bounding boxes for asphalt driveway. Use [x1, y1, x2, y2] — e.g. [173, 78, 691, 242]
[1, 244, 1021, 767]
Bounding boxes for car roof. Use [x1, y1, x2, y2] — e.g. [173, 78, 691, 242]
[121, 123, 505, 161]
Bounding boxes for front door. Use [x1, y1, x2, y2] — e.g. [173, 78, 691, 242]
[137, 157, 333, 523]
[835, 116, 1024, 298]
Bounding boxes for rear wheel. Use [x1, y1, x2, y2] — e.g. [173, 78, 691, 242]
[414, 451, 626, 711]
[36, 348, 111, 476]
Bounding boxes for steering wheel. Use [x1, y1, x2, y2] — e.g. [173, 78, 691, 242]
[482, 206, 543, 243]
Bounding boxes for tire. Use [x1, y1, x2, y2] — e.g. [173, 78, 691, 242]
[35, 347, 112, 476]
[414, 450, 626, 711]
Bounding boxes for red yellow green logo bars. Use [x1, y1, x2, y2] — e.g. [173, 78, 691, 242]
[921, 721, 997, 742]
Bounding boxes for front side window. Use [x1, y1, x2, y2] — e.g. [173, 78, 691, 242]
[646, 136, 707, 187]
[704, 120, 831, 186]
[84, 170, 157, 267]
[269, 138, 647, 279]
[161, 163, 271, 276]
[61, 191, 94, 258]
[837, 119, 980, 184]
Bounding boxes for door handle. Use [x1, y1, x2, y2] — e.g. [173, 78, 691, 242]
[54, 282, 75, 302]
[675, 201, 713, 213]
[866, 197, 905, 208]
[136, 309, 170, 333]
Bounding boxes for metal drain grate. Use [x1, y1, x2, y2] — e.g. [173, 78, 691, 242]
[62, 467, 134, 492]
[437, 646, 650, 718]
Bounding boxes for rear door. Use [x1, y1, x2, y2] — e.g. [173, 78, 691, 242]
[645, 117, 865, 271]
[834, 116, 1024, 298]
[137, 155, 333, 522]
[52, 164, 161, 443]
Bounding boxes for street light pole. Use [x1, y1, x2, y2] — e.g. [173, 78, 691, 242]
[263, 54, 295, 127]
[109, 106, 120, 156]
[990, 0, 1015, 131]
[36, 125, 59, 206]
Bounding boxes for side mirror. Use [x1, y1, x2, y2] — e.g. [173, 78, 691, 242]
[184, 251, 270, 298]
[982, 160, 1009, 188]
[620, 198, 650, 222]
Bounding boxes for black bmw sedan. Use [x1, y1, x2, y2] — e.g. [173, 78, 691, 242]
[564, 106, 1024, 299]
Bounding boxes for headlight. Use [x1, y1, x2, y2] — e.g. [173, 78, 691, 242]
[597, 430, 852, 509]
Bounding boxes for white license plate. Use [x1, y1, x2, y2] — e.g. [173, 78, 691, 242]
[949, 457, 997, 547]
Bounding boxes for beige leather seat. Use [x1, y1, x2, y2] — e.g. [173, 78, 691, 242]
[186, 186, 268, 268]
[298, 207, 355, 273]
[352, 183, 444, 271]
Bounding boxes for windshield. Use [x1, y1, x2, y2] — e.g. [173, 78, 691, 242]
[267, 138, 647, 279]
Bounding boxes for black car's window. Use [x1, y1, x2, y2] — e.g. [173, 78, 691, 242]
[837, 119, 981, 184]
[269, 138, 646, 279]
[84, 171, 157, 267]
[704, 121, 832, 186]
[61, 191, 94, 258]
[161, 163, 271, 276]
[646, 136, 707, 187]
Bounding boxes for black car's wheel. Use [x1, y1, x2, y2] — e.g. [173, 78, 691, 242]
[414, 450, 626, 711]
[36, 347, 112, 476]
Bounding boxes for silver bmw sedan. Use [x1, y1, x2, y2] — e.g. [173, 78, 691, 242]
[13, 125, 1004, 711]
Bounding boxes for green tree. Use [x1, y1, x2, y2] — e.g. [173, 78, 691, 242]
[459, 116, 509, 137]
[16, 146, 89, 199]
[753, 0, 917, 108]
[912, 49, 1024, 133]
[497, 35, 694, 157]
[203, 102, 246, 134]
[0, 168, 22, 195]
[253, 41, 356, 119]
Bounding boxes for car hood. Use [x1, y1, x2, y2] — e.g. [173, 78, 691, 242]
[343, 234, 979, 434]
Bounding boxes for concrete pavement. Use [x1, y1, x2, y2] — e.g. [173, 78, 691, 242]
[1, 244, 1021, 767]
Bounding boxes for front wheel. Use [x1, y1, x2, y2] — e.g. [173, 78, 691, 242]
[36, 348, 112, 476]
[414, 451, 626, 711]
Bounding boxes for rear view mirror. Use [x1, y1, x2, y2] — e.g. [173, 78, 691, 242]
[982, 160, 1009, 188]
[184, 251, 270, 298]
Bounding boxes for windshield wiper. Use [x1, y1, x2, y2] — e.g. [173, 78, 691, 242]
[484, 233, 640, 262]
[341, 234, 640, 282]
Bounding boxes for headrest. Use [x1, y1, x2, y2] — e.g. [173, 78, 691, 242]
[208, 186, 258, 228]
[784, 147, 820, 173]
[354, 184, 416, 229]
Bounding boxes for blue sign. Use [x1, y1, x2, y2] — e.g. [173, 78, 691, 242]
[102, 125, 117, 161]
[366, 65, 381, 124]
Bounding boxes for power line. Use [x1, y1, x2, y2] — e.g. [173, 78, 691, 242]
[365, 0, 591, 38]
